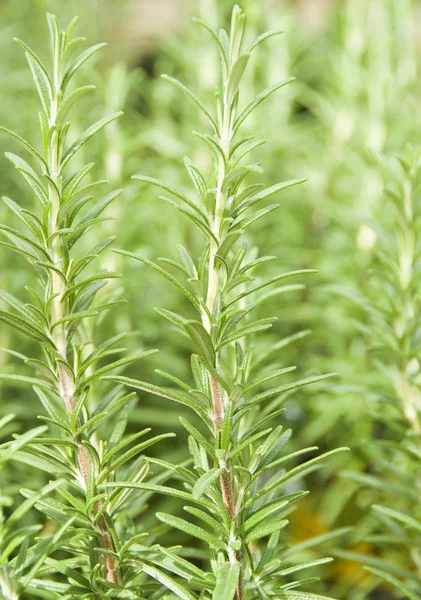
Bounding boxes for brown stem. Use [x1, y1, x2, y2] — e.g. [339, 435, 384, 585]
[220, 470, 235, 518]
[210, 375, 242, 597]
[58, 364, 76, 413]
[97, 512, 118, 584]
[57, 366, 119, 585]
[209, 373, 224, 432]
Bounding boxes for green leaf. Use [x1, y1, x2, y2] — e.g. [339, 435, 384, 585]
[177, 244, 198, 279]
[280, 592, 335, 600]
[142, 563, 196, 600]
[62, 43, 107, 91]
[0, 288, 43, 328]
[193, 468, 223, 499]
[0, 126, 45, 166]
[183, 506, 226, 536]
[227, 52, 250, 103]
[0, 413, 15, 433]
[279, 557, 333, 577]
[101, 482, 213, 510]
[257, 530, 281, 572]
[220, 397, 235, 451]
[241, 496, 300, 535]
[2, 197, 43, 241]
[184, 158, 207, 202]
[244, 518, 289, 543]
[162, 74, 218, 133]
[217, 317, 276, 349]
[103, 428, 151, 463]
[234, 78, 294, 133]
[226, 269, 316, 308]
[63, 162, 95, 197]
[232, 204, 279, 232]
[51, 309, 98, 330]
[115, 249, 201, 310]
[98, 432, 175, 482]
[4, 154, 47, 205]
[155, 307, 188, 331]
[332, 548, 418, 582]
[0, 223, 49, 258]
[184, 321, 215, 366]
[14, 40, 52, 114]
[246, 447, 349, 507]
[156, 512, 225, 550]
[248, 29, 284, 52]
[365, 567, 421, 600]
[285, 527, 351, 556]
[223, 166, 250, 192]
[193, 18, 228, 68]
[68, 189, 121, 246]
[194, 132, 226, 167]
[234, 178, 306, 217]
[213, 562, 240, 600]
[33, 386, 65, 424]
[61, 112, 123, 169]
[161, 196, 218, 244]
[229, 428, 272, 460]
[0, 373, 54, 391]
[252, 330, 311, 371]
[180, 417, 216, 460]
[372, 504, 421, 534]
[256, 445, 319, 477]
[101, 376, 209, 422]
[0, 240, 37, 262]
[46, 12, 60, 62]
[57, 85, 96, 125]
[22, 517, 77, 587]
[0, 425, 47, 468]
[245, 373, 338, 407]
[44, 556, 91, 589]
[62, 271, 120, 301]
[244, 368, 296, 394]
[133, 175, 208, 220]
[80, 349, 158, 387]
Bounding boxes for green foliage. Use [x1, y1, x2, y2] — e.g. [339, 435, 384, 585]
[0, 13, 174, 599]
[337, 147, 421, 598]
[1, 1, 420, 600]
[107, 6, 347, 599]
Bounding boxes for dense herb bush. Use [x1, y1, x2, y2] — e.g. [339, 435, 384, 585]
[1, 1, 421, 599]
[0, 6, 349, 599]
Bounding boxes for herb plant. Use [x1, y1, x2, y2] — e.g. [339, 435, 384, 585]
[5, 1, 418, 599]
[108, 6, 348, 599]
[0, 14, 176, 598]
[337, 147, 421, 600]
[0, 416, 58, 600]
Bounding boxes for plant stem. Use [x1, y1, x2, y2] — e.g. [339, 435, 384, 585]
[201, 72, 242, 597]
[47, 42, 119, 588]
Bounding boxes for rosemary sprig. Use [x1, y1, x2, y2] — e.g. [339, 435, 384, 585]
[111, 6, 347, 599]
[0, 15, 170, 597]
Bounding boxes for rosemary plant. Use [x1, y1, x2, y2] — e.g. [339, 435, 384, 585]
[337, 147, 421, 599]
[0, 15, 176, 598]
[109, 7, 348, 599]
[0, 416, 60, 599]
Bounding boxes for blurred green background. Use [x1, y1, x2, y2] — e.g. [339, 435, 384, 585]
[1, 1, 421, 598]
